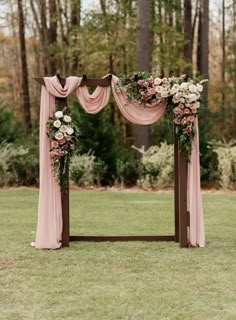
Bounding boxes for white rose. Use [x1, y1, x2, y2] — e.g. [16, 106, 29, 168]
[53, 120, 61, 128]
[155, 86, 163, 93]
[63, 115, 71, 123]
[55, 132, 64, 140]
[59, 125, 68, 133]
[161, 90, 169, 98]
[180, 82, 188, 90]
[66, 127, 74, 135]
[154, 77, 162, 85]
[189, 93, 197, 102]
[189, 84, 197, 92]
[55, 111, 63, 118]
[170, 84, 180, 95]
[196, 84, 203, 92]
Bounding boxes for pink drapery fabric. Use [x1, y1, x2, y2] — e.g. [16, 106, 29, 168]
[36, 75, 205, 249]
[188, 118, 205, 247]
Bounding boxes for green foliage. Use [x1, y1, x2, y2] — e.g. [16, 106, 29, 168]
[116, 159, 141, 187]
[213, 140, 236, 189]
[70, 152, 106, 187]
[0, 102, 24, 144]
[134, 142, 174, 189]
[0, 142, 30, 186]
[71, 99, 132, 185]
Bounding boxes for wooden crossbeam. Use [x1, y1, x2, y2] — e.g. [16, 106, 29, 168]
[35, 74, 112, 87]
[70, 235, 175, 242]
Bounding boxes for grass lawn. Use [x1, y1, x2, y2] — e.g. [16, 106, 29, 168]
[0, 189, 235, 320]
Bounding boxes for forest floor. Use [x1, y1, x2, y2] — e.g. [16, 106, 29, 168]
[0, 189, 235, 320]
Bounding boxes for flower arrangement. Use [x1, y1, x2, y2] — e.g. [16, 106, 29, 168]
[47, 108, 79, 191]
[119, 71, 207, 161]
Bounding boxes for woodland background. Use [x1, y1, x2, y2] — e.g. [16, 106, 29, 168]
[0, 0, 235, 188]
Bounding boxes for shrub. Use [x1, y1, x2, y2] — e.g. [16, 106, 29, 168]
[213, 140, 236, 189]
[0, 142, 29, 186]
[134, 142, 174, 189]
[116, 159, 141, 187]
[70, 152, 106, 186]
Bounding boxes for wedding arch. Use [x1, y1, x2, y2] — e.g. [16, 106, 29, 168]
[34, 74, 205, 249]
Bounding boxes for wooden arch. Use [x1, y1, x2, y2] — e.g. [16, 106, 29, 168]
[36, 75, 189, 248]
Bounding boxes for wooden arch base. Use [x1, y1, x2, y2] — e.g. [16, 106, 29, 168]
[36, 75, 189, 248]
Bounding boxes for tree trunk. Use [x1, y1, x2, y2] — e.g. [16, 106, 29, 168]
[17, 0, 32, 131]
[183, 0, 192, 76]
[49, 0, 58, 74]
[70, 0, 81, 73]
[134, 0, 151, 151]
[197, 0, 209, 125]
[221, 0, 225, 124]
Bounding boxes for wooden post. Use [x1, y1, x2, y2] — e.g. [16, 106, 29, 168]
[174, 125, 179, 242]
[55, 76, 70, 247]
[178, 149, 188, 248]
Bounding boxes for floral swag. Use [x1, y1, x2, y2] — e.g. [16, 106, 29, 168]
[118, 71, 207, 161]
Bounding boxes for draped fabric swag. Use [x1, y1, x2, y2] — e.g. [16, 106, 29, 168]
[35, 75, 205, 249]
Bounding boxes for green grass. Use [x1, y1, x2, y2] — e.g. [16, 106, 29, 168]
[0, 189, 236, 320]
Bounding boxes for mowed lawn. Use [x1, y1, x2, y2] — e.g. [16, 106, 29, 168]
[0, 189, 235, 320]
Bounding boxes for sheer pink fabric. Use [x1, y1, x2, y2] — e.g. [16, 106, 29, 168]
[35, 75, 205, 249]
[111, 75, 167, 124]
[188, 118, 205, 247]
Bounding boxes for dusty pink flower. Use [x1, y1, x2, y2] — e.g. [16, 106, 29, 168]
[58, 139, 66, 145]
[178, 103, 184, 109]
[66, 135, 72, 141]
[70, 144, 75, 150]
[52, 141, 59, 148]
[183, 126, 192, 134]
[174, 118, 182, 125]
[184, 108, 190, 114]
[149, 76, 154, 83]
[173, 107, 183, 116]
[187, 116, 195, 122]
[162, 77, 168, 84]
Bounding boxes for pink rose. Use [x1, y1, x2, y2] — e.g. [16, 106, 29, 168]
[70, 144, 75, 150]
[173, 107, 183, 116]
[149, 76, 154, 83]
[187, 116, 195, 122]
[66, 135, 72, 141]
[63, 144, 69, 150]
[52, 141, 59, 148]
[148, 88, 156, 95]
[183, 126, 192, 134]
[174, 117, 182, 125]
[178, 103, 184, 109]
[162, 77, 168, 84]
[58, 139, 65, 145]
[184, 108, 190, 114]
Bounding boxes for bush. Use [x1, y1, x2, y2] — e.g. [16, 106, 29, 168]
[116, 159, 141, 187]
[213, 140, 236, 189]
[0, 142, 29, 186]
[134, 142, 174, 189]
[70, 152, 106, 186]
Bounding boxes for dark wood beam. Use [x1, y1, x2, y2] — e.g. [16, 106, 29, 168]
[34, 75, 112, 87]
[70, 235, 175, 242]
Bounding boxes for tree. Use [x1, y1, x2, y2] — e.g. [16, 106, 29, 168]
[183, 0, 192, 76]
[134, 0, 151, 151]
[197, 0, 209, 124]
[17, 0, 32, 131]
